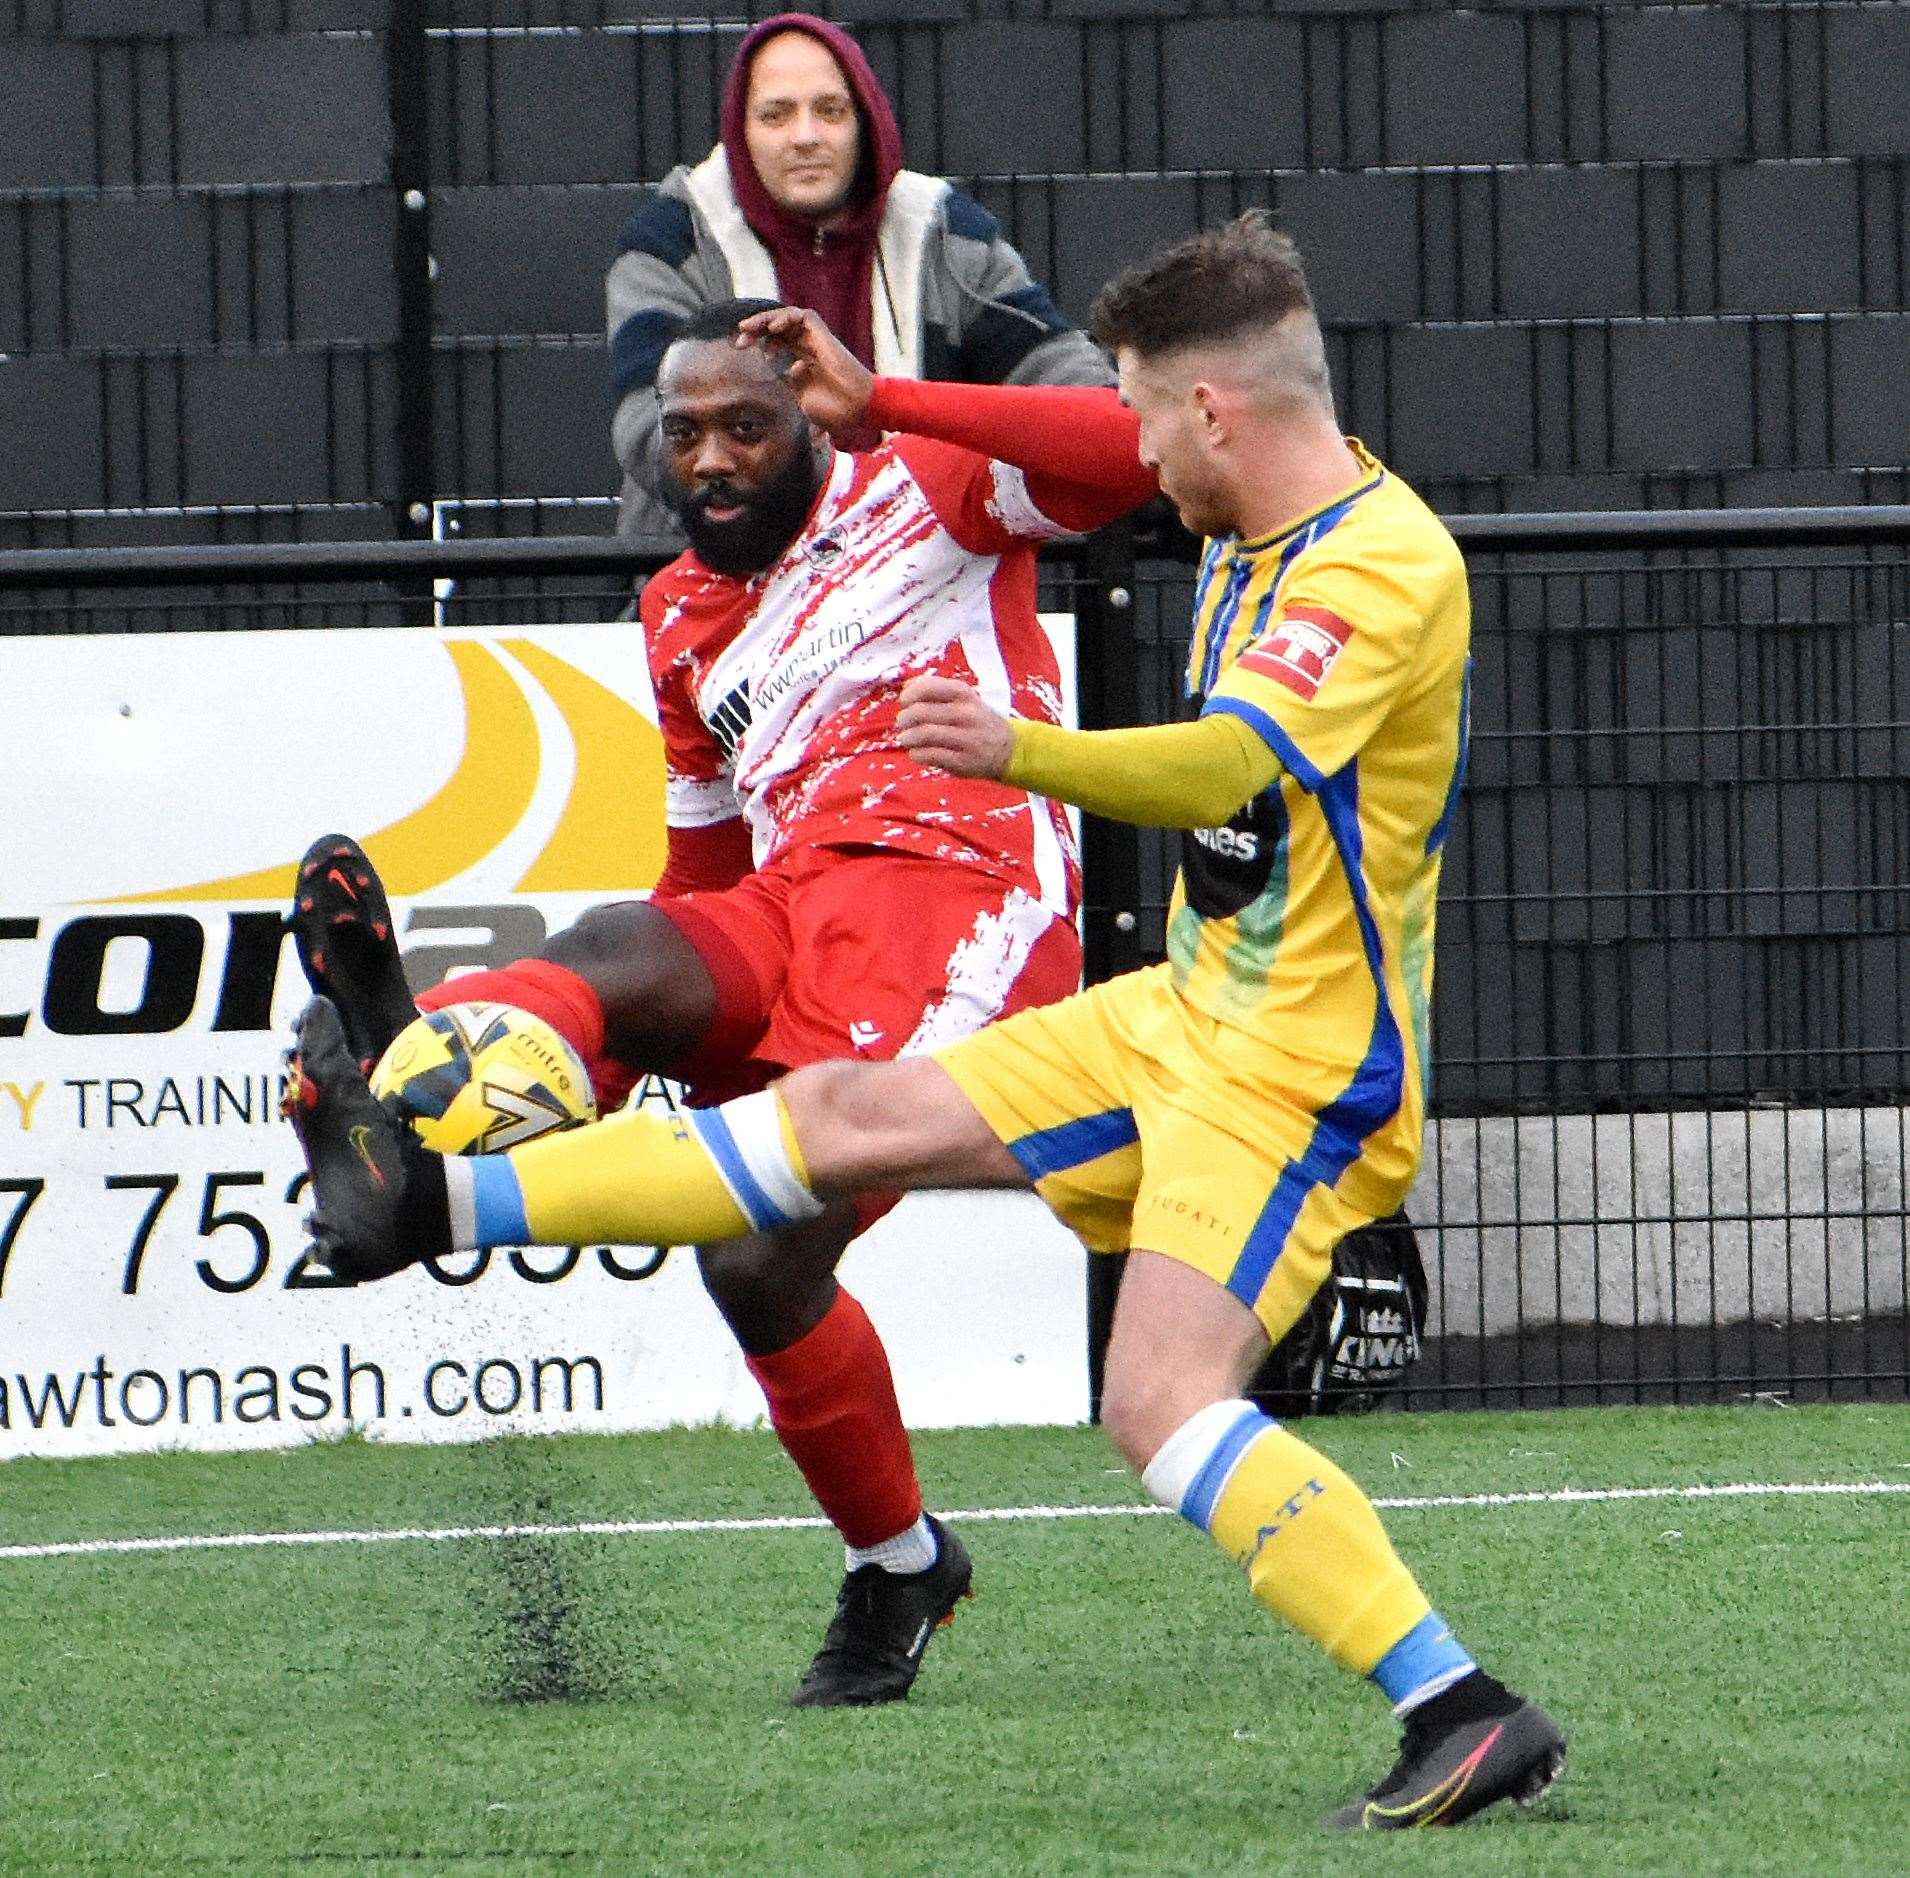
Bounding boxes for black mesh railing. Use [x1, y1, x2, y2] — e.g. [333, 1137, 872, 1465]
[5, 507, 1910, 1409]
[1074, 510, 1910, 1409]
[1424, 530, 1910, 1404]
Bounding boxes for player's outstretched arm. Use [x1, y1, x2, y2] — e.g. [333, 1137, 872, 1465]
[864, 376, 1154, 509]
[737, 304, 1147, 503]
[897, 676, 1277, 828]
[740, 305, 1151, 537]
[734, 305, 874, 441]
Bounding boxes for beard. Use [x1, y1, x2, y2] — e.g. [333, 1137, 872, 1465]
[664, 443, 823, 577]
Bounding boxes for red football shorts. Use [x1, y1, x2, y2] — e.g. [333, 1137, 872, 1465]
[655, 844, 1082, 1107]
[656, 844, 1080, 1234]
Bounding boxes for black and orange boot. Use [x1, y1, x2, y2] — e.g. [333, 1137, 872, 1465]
[287, 834, 417, 1073]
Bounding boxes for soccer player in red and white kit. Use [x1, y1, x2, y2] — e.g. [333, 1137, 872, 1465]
[288, 295, 1156, 1706]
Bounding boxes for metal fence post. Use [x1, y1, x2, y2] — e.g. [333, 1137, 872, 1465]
[388, 0, 436, 622]
[1073, 518, 1143, 1422]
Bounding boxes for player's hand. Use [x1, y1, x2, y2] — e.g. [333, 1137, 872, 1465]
[896, 675, 1017, 780]
[735, 306, 874, 440]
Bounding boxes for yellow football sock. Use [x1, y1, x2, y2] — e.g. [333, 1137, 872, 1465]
[1148, 1401, 1431, 1675]
[451, 1088, 824, 1250]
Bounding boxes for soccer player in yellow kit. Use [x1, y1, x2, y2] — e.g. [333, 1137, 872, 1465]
[288, 212, 1565, 1829]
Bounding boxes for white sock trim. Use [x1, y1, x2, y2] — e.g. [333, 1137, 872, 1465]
[845, 1514, 938, 1575]
[443, 1157, 477, 1250]
[688, 1090, 826, 1230]
[1393, 1663, 1477, 1719]
[1141, 1398, 1267, 1515]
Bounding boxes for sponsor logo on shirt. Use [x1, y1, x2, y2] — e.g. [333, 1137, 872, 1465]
[752, 616, 873, 716]
[708, 682, 754, 763]
[1193, 823, 1259, 862]
[1250, 605, 1353, 701]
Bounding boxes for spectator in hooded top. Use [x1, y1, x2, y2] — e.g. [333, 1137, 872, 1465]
[607, 11, 1112, 543]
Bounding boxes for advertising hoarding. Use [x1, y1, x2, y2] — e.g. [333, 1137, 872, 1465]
[0, 625, 1088, 1458]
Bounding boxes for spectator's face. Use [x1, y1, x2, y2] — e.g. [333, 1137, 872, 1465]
[656, 338, 824, 575]
[744, 32, 862, 222]
[1118, 347, 1232, 538]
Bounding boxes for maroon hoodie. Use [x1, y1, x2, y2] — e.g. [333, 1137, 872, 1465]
[719, 12, 906, 381]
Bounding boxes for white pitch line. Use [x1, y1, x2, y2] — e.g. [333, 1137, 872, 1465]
[1, 1478, 1906, 1564]
[1372, 1479, 1910, 1510]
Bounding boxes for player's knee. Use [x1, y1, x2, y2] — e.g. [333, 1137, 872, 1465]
[700, 1217, 852, 1295]
[695, 1238, 803, 1350]
[777, 1058, 894, 1179]
[542, 899, 659, 977]
[696, 1235, 779, 1296]
[1099, 1364, 1230, 1476]
[780, 1056, 983, 1192]
[543, 900, 715, 1051]
[696, 1201, 858, 1354]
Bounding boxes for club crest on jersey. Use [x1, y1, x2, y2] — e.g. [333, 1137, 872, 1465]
[806, 532, 844, 567]
[1253, 605, 1353, 701]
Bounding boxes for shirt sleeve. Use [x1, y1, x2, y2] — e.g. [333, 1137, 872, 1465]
[651, 816, 754, 899]
[937, 186, 1113, 391]
[1001, 711, 1278, 829]
[1200, 555, 1430, 790]
[1001, 324, 1116, 391]
[639, 580, 744, 832]
[869, 379, 1157, 551]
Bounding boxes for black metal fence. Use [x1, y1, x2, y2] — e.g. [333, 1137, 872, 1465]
[7, 506, 1910, 1408]
[1084, 515, 1910, 1410]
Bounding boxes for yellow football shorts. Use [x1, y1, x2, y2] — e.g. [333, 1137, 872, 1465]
[934, 963, 1409, 1344]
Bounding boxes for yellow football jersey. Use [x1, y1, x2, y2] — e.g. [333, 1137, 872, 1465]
[1174, 439, 1470, 1200]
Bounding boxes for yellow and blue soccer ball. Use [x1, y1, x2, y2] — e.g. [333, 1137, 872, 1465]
[368, 1001, 597, 1154]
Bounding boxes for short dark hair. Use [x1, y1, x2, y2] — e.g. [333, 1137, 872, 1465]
[1089, 210, 1315, 359]
[671, 297, 790, 348]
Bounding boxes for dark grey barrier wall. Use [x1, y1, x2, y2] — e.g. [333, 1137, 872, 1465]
[3, 2, 1908, 547]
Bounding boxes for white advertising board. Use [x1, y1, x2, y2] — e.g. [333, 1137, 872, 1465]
[0, 624, 1089, 1460]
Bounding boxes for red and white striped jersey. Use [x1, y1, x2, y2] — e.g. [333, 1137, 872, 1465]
[640, 432, 1108, 920]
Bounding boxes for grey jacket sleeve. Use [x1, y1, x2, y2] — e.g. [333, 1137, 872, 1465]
[605, 173, 732, 542]
[925, 187, 1115, 391]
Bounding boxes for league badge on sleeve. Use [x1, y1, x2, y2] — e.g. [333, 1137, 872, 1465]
[1251, 605, 1353, 701]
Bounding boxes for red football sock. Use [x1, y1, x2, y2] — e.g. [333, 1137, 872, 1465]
[746, 1288, 923, 1550]
[416, 959, 636, 1111]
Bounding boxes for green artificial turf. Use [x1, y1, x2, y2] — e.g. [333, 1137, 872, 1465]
[2, 1402, 1906, 1874]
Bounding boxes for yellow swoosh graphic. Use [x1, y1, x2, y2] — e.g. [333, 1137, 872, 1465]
[503, 637, 667, 894]
[354, 639, 541, 893]
[105, 640, 539, 903]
